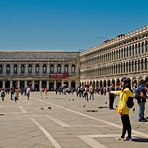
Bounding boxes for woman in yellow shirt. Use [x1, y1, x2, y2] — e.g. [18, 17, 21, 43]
[111, 77, 134, 141]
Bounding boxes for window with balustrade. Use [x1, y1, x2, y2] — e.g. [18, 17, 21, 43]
[13, 64, 17, 73]
[71, 64, 76, 73]
[57, 64, 61, 73]
[35, 64, 39, 73]
[21, 65, 25, 73]
[6, 65, 10, 73]
[50, 64, 54, 73]
[28, 65, 32, 73]
[64, 64, 68, 73]
[43, 64, 47, 73]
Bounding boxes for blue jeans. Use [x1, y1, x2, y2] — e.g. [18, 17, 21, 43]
[138, 102, 145, 120]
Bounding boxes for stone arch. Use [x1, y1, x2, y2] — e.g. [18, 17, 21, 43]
[90, 81, 92, 85]
[142, 42, 144, 53]
[145, 58, 147, 70]
[107, 79, 111, 87]
[138, 42, 141, 54]
[103, 80, 106, 87]
[132, 44, 134, 55]
[93, 81, 95, 88]
[96, 80, 99, 88]
[135, 43, 138, 55]
[100, 80, 103, 88]
[145, 40, 148, 52]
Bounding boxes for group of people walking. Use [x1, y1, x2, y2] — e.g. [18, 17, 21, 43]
[0, 86, 31, 102]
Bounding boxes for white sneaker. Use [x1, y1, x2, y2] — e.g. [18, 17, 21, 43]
[115, 137, 124, 141]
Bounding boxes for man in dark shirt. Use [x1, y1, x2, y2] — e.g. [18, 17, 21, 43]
[137, 79, 147, 122]
[109, 85, 115, 109]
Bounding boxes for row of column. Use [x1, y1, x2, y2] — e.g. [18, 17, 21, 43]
[2, 63, 75, 74]
[1, 80, 78, 90]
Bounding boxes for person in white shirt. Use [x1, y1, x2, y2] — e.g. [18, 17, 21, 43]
[26, 87, 31, 100]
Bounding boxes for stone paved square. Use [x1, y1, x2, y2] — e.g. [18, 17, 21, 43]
[0, 92, 148, 148]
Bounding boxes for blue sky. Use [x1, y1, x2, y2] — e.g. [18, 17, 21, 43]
[0, 0, 147, 51]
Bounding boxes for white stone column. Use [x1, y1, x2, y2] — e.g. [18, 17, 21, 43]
[3, 63, 6, 74]
[54, 81, 56, 90]
[25, 81, 27, 88]
[76, 81, 79, 88]
[68, 80, 71, 88]
[69, 63, 71, 74]
[2, 81, 5, 89]
[47, 81, 49, 89]
[25, 64, 28, 74]
[10, 81, 12, 88]
[32, 80, 35, 90]
[47, 64, 50, 74]
[39, 80, 42, 89]
[62, 80, 64, 87]
[18, 64, 21, 74]
[32, 64, 35, 75]
[40, 64, 43, 74]
[17, 80, 20, 89]
[54, 64, 57, 73]
[10, 64, 13, 74]
[115, 80, 117, 89]
[61, 64, 64, 73]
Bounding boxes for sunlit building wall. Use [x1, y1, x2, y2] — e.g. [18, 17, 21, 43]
[80, 26, 148, 88]
[0, 51, 80, 90]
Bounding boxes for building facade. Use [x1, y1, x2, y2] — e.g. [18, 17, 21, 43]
[1, 26, 148, 90]
[80, 26, 148, 88]
[0, 51, 80, 90]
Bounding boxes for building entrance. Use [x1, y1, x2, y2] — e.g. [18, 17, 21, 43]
[49, 82, 54, 91]
[35, 81, 39, 91]
[5, 81, 10, 88]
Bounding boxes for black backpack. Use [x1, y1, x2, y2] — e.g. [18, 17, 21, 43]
[126, 97, 134, 108]
[1, 91, 5, 97]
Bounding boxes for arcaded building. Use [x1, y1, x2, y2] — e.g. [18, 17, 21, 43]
[0, 51, 80, 90]
[1, 26, 148, 90]
[80, 26, 148, 88]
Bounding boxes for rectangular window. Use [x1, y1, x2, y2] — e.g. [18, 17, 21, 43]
[50, 65, 54, 73]
[21, 65, 25, 73]
[0, 65, 2, 73]
[28, 65, 32, 73]
[6, 65, 10, 73]
[64, 65, 68, 73]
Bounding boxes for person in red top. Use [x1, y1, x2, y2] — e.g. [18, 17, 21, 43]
[44, 88, 48, 99]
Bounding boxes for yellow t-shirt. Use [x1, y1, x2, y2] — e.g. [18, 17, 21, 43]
[114, 88, 135, 115]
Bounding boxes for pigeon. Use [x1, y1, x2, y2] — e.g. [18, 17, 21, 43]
[48, 107, 52, 109]
[83, 104, 86, 107]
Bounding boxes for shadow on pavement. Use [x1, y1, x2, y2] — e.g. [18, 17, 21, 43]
[86, 110, 98, 112]
[132, 137, 148, 143]
[98, 106, 108, 109]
